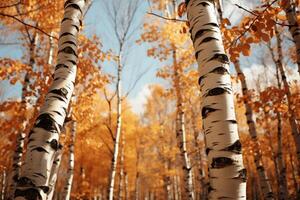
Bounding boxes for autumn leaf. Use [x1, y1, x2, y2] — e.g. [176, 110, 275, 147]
[177, 2, 186, 18]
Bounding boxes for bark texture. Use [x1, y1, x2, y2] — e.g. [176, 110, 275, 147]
[47, 146, 63, 200]
[108, 54, 123, 200]
[283, 0, 300, 74]
[61, 120, 76, 200]
[14, 1, 86, 199]
[173, 49, 195, 200]
[186, 0, 246, 199]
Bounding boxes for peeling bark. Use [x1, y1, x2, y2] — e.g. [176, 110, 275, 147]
[186, 0, 246, 199]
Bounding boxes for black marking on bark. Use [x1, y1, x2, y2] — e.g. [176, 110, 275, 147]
[50, 139, 59, 150]
[194, 29, 211, 41]
[210, 66, 229, 75]
[198, 75, 205, 85]
[198, 2, 209, 7]
[206, 148, 211, 155]
[202, 107, 218, 119]
[17, 177, 35, 187]
[33, 147, 48, 153]
[211, 157, 234, 169]
[40, 186, 49, 193]
[208, 53, 229, 64]
[35, 113, 58, 132]
[59, 46, 77, 57]
[65, 2, 82, 14]
[50, 88, 68, 99]
[203, 22, 219, 28]
[200, 37, 218, 45]
[208, 185, 215, 193]
[234, 168, 247, 182]
[55, 64, 69, 70]
[195, 50, 202, 60]
[222, 140, 242, 154]
[15, 188, 41, 199]
[60, 32, 75, 39]
[227, 120, 237, 124]
[206, 87, 229, 97]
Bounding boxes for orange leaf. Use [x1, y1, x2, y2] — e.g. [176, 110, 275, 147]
[178, 2, 186, 17]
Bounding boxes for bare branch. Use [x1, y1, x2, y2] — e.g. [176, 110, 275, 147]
[147, 12, 187, 22]
[0, 0, 21, 9]
[0, 12, 58, 40]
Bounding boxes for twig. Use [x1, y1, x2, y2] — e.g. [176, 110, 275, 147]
[231, 0, 279, 46]
[234, 3, 290, 27]
[147, 12, 187, 22]
[0, 12, 58, 40]
[0, 1, 21, 9]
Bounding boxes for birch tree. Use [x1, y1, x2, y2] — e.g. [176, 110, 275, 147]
[185, 0, 246, 199]
[14, 1, 89, 199]
[281, 0, 300, 75]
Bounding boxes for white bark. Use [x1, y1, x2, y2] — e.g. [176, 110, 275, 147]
[1, 171, 6, 200]
[186, 0, 246, 199]
[108, 54, 123, 200]
[118, 135, 125, 200]
[61, 120, 76, 200]
[283, 0, 300, 74]
[173, 49, 195, 200]
[14, 2, 87, 199]
[47, 32, 55, 66]
[47, 146, 63, 200]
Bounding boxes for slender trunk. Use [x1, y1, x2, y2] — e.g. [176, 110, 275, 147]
[14, 1, 87, 199]
[173, 176, 178, 200]
[135, 172, 139, 200]
[47, 146, 63, 200]
[1, 171, 6, 200]
[275, 26, 300, 164]
[124, 172, 129, 200]
[164, 176, 172, 200]
[173, 49, 195, 200]
[48, 31, 55, 66]
[61, 120, 76, 200]
[176, 176, 182, 200]
[282, 0, 300, 75]
[234, 61, 273, 199]
[273, 64, 288, 200]
[118, 135, 125, 200]
[190, 109, 207, 200]
[8, 33, 38, 199]
[108, 53, 123, 200]
[186, 0, 246, 199]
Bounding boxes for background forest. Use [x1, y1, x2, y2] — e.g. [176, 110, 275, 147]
[0, 0, 300, 200]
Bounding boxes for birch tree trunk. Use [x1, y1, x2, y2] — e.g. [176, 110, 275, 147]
[118, 135, 125, 200]
[186, 0, 246, 199]
[275, 26, 300, 149]
[1, 171, 6, 200]
[273, 57, 288, 200]
[47, 146, 63, 200]
[61, 120, 76, 200]
[8, 33, 38, 199]
[234, 61, 273, 199]
[190, 109, 207, 200]
[173, 49, 195, 200]
[108, 53, 123, 200]
[14, 1, 87, 199]
[282, 0, 300, 75]
[124, 172, 129, 200]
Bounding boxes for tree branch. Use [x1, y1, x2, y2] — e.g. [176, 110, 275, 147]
[147, 12, 187, 22]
